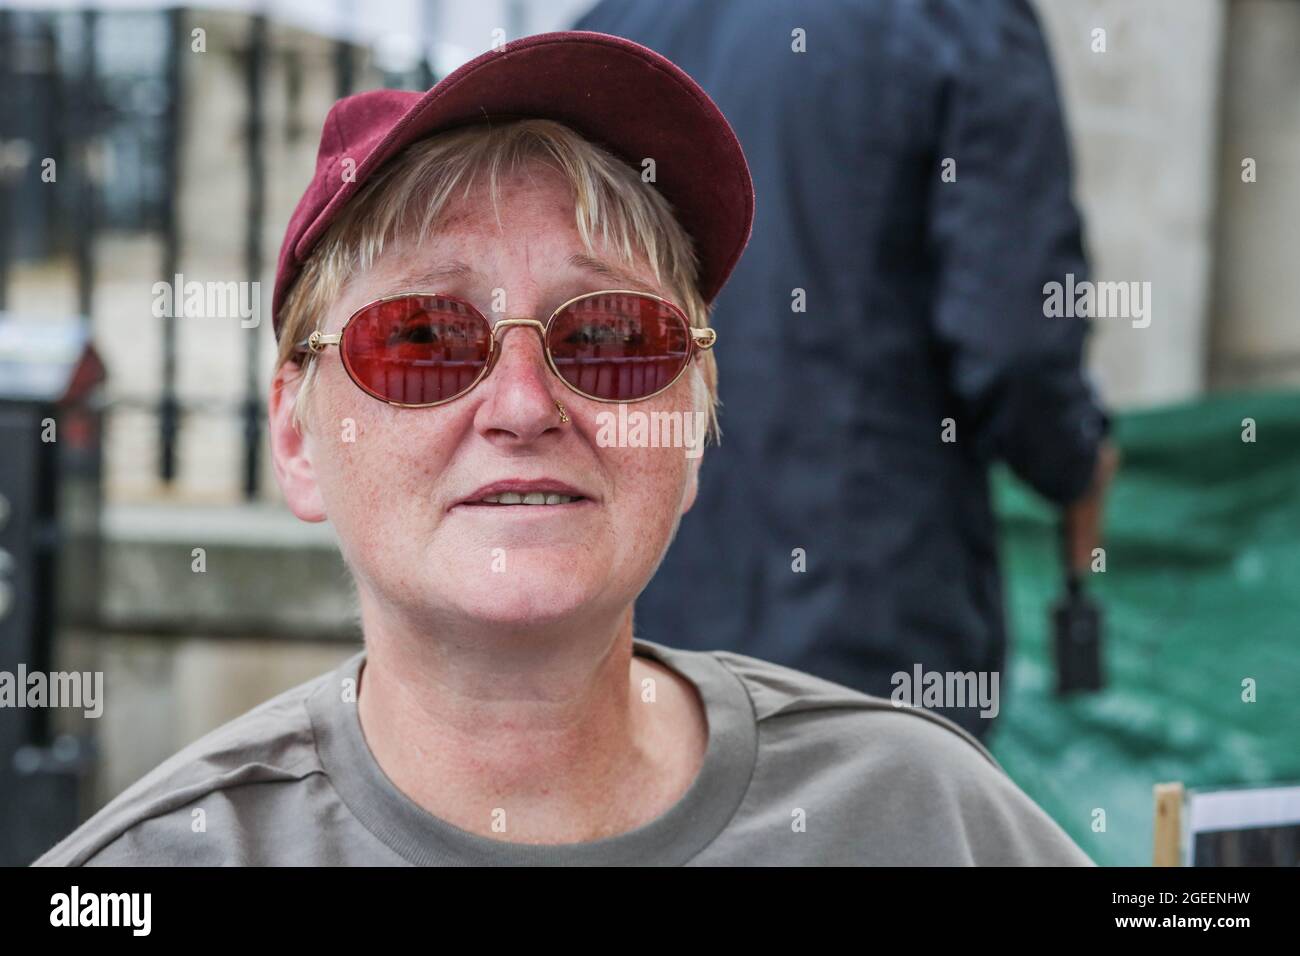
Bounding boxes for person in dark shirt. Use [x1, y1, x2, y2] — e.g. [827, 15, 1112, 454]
[573, 0, 1116, 739]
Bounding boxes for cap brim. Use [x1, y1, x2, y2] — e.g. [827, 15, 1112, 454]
[293, 31, 754, 307]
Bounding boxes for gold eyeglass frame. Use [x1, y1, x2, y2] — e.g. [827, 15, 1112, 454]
[295, 288, 717, 409]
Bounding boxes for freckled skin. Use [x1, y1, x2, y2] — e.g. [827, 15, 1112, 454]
[267, 163, 710, 841]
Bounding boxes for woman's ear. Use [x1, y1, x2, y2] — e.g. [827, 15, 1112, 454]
[680, 449, 703, 515]
[268, 362, 327, 522]
[680, 371, 711, 516]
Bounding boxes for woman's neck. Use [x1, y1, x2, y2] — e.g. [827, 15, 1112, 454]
[353, 601, 708, 844]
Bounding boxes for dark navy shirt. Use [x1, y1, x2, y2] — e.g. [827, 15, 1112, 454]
[573, 0, 1108, 738]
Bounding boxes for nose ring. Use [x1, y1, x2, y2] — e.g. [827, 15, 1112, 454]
[555, 399, 570, 424]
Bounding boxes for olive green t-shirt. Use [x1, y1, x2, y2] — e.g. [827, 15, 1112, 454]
[34, 639, 1092, 866]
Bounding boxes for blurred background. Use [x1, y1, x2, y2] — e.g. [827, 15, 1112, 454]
[0, 0, 1297, 866]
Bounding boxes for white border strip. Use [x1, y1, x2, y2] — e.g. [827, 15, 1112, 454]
[1188, 785, 1300, 833]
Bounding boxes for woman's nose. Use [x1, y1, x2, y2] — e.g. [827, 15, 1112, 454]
[491, 318, 550, 375]
[472, 320, 564, 443]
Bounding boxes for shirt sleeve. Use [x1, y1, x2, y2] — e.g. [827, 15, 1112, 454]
[897, 708, 1097, 866]
[926, 0, 1108, 505]
[957, 757, 1098, 866]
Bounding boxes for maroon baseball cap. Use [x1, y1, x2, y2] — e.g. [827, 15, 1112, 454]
[271, 30, 755, 340]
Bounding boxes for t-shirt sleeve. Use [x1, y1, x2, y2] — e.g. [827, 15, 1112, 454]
[890, 710, 1095, 866]
[34, 793, 245, 867]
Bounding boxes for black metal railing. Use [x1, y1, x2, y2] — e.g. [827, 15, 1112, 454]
[0, 5, 453, 501]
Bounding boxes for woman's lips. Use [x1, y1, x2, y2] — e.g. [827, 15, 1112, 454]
[451, 478, 594, 510]
[456, 493, 589, 507]
[450, 496, 596, 517]
[468, 491, 584, 506]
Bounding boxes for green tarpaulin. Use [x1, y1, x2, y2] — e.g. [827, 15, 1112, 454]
[988, 388, 1300, 866]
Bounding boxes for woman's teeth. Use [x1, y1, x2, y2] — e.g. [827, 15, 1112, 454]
[477, 492, 581, 505]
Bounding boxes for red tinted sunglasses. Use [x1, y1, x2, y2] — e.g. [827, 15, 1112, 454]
[297, 289, 716, 408]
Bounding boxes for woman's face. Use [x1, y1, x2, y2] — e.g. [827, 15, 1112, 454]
[270, 165, 704, 633]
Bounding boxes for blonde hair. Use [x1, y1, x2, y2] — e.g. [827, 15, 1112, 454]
[275, 117, 719, 442]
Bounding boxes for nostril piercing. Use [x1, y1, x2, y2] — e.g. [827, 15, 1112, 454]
[555, 399, 570, 424]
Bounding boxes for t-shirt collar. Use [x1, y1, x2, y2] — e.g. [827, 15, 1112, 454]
[306, 637, 758, 866]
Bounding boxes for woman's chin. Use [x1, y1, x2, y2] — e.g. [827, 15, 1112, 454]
[438, 565, 622, 629]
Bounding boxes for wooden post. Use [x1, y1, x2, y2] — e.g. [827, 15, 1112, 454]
[1153, 782, 1184, 866]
